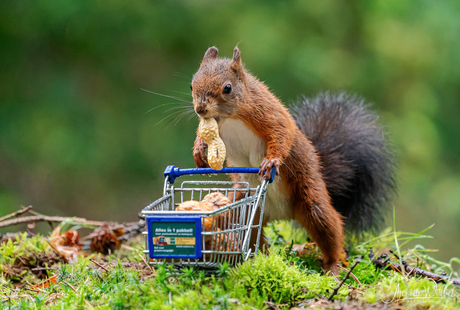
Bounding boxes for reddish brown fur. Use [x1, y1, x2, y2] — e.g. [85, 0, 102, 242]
[191, 46, 344, 274]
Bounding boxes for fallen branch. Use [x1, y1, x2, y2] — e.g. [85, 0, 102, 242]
[311, 290, 324, 299]
[117, 222, 145, 241]
[0, 216, 104, 229]
[263, 300, 288, 309]
[370, 248, 460, 286]
[389, 262, 459, 285]
[328, 260, 360, 301]
[0, 206, 33, 223]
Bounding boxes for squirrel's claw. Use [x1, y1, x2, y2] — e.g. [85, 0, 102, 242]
[258, 157, 281, 180]
[193, 141, 210, 168]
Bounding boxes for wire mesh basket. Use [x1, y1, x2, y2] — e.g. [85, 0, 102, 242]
[140, 165, 275, 270]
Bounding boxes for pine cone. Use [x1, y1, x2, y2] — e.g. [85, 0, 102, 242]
[89, 223, 125, 255]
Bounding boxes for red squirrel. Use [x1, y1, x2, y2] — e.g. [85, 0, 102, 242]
[191, 46, 396, 273]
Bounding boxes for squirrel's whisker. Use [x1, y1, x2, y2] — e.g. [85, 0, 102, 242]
[172, 110, 195, 126]
[187, 111, 199, 121]
[141, 88, 191, 104]
[172, 72, 192, 80]
[154, 108, 191, 127]
[144, 102, 191, 115]
[171, 90, 193, 97]
[164, 106, 194, 113]
[154, 113, 176, 127]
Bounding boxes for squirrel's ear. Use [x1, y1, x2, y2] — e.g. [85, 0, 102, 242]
[233, 46, 241, 62]
[231, 46, 242, 72]
[203, 46, 218, 60]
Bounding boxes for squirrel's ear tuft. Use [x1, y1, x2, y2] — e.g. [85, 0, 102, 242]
[231, 46, 242, 72]
[203, 46, 218, 60]
[233, 46, 241, 62]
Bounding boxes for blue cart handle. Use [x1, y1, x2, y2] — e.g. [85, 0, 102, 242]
[163, 166, 276, 184]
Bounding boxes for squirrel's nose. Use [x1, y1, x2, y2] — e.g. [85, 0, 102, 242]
[195, 105, 207, 116]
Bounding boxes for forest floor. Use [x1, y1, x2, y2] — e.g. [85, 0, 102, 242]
[1, 207, 459, 309]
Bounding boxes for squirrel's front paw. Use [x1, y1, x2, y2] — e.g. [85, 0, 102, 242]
[258, 157, 281, 180]
[193, 142, 210, 168]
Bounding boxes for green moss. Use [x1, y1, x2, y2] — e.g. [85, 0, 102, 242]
[0, 232, 51, 264]
[1, 229, 460, 309]
[230, 249, 347, 305]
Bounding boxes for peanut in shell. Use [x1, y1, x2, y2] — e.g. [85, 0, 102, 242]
[198, 117, 226, 170]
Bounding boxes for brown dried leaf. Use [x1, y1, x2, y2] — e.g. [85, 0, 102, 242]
[291, 242, 316, 257]
[48, 227, 82, 263]
[30, 274, 59, 292]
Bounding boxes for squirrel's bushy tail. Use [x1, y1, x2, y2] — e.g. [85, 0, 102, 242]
[291, 92, 397, 236]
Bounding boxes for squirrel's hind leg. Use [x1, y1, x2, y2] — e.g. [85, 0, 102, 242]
[292, 201, 344, 275]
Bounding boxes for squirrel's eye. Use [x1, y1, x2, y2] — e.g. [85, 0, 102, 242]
[190, 84, 193, 91]
[222, 84, 232, 94]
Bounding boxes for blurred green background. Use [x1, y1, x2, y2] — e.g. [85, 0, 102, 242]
[1, 0, 459, 262]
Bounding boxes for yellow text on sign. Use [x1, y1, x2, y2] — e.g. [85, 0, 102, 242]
[175, 238, 195, 245]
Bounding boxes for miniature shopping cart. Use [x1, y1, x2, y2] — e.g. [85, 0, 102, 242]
[140, 165, 275, 270]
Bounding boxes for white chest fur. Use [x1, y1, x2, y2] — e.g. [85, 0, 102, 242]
[219, 118, 293, 220]
[219, 118, 266, 167]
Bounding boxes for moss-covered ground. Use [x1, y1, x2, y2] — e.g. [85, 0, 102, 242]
[1, 222, 459, 310]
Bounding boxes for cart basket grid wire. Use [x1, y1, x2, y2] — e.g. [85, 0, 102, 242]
[140, 165, 275, 269]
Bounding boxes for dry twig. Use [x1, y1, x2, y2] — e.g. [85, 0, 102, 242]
[328, 260, 360, 301]
[263, 300, 288, 309]
[338, 264, 362, 287]
[63, 281, 93, 307]
[89, 258, 109, 272]
[138, 253, 156, 276]
[0, 216, 104, 228]
[0, 206, 33, 223]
